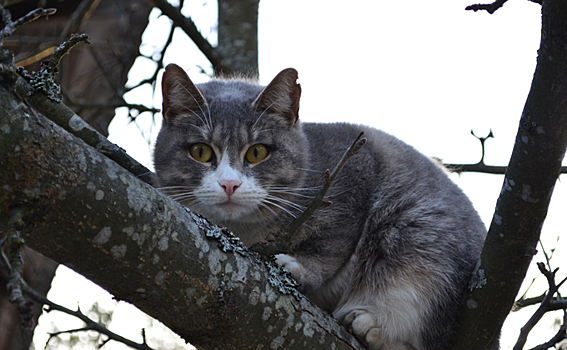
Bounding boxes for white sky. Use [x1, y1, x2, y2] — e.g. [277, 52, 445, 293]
[33, 1, 567, 349]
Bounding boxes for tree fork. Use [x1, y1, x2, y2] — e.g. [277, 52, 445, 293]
[452, 1, 567, 348]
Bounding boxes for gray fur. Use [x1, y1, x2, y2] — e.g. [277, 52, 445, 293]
[154, 64, 490, 350]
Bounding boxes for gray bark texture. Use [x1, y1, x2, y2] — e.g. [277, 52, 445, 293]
[0, 60, 363, 350]
[451, 1, 567, 348]
[217, 0, 259, 76]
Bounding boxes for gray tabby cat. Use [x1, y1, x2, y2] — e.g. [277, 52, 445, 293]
[154, 64, 489, 350]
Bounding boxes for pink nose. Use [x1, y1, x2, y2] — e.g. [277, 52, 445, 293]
[219, 180, 241, 196]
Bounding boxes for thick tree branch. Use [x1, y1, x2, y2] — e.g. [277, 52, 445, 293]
[0, 60, 363, 350]
[14, 68, 154, 185]
[451, 1, 567, 348]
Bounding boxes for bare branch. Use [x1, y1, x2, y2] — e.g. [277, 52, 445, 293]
[63, 97, 160, 115]
[125, 20, 177, 93]
[0, 6, 57, 45]
[250, 132, 367, 256]
[443, 129, 567, 174]
[143, 0, 224, 70]
[528, 310, 567, 350]
[45, 33, 90, 75]
[465, 0, 508, 14]
[513, 263, 564, 350]
[287, 132, 367, 237]
[39, 301, 154, 350]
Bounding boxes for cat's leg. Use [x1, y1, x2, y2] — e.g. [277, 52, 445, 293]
[274, 254, 323, 290]
[274, 249, 353, 294]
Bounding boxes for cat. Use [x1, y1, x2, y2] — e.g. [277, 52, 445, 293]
[153, 63, 490, 350]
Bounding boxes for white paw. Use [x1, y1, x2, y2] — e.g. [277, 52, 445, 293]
[274, 254, 304, 282]
[343, 309, 384, 350]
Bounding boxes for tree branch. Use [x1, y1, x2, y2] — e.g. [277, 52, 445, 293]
[451, 1, 567, 348]
[143, 0, 225, 71]
[250, 133, 367, 256]
[514, 263, 563, 350]
[0, 6, 57, 45]
[0, 61, 363, 349]
[465, 0, 508, 14]
[14, 61, 154, 185]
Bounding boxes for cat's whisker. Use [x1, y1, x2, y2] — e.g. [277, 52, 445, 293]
[257, 202, 279, 218]
[295, 168, 324, 173]
[269, 184, 322, 190]
[261, 198, 298, 219]
[265, 195, 305, 212]
[269, 191, 315, 199]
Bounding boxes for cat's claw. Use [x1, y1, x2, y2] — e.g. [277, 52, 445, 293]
[343, 309, 385, 350]
[274, 254, 304, 283]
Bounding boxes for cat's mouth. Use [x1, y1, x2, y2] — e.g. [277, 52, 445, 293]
[216, 199, 250, 214]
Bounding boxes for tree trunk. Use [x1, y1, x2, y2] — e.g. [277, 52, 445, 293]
[0, 61, 362, 350]
[217, 0, 259, 76]
[451, 1, 567, 348]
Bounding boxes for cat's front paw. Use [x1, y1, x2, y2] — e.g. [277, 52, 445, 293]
[274, 254, 305, 284]
[343, 309, 384, 350]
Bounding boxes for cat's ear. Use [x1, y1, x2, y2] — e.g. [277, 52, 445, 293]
[253, 68, 301, 125]
[161, 63, 208, 123]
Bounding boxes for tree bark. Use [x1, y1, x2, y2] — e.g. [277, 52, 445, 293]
[451, 1, 567, 348]
[217, 0, 259, 76]
[0, 63, 362, 350]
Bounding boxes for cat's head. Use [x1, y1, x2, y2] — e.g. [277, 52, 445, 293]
[154, 64, 308, 240]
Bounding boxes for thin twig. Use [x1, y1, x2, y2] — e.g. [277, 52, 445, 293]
[13, 34, 154, 185]
[465, 0, 508, 14]
[143, 0, 224, 70]
[39, 301, 155, 350]
[0, 6, 57, 45]
[528, 310, 567, 350]
[46, 33, 91, 75]
[443, 130, 567, 174]
[286, 132, 367, 237]
[250, 132, 367, 256]
[125, 20, 177, 93]
[1, 209, 155, 350]
[514, 294, 567, 312]
[513, 263, 564, 350]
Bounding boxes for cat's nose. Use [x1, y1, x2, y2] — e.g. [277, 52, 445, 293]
[219, 180, 241, 196]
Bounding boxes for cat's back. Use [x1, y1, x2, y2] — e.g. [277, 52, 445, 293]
[301, 121, 486, 262]
[302, 122, 467, 199]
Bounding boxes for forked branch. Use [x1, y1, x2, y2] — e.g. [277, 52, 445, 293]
[513, 263, 567, 350]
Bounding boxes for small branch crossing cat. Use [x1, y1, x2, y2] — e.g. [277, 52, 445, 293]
[154, 64, 491, 350]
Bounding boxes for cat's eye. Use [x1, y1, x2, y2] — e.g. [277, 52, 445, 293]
[246, 144, 269, 164]
[189, 143, 213, 162]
